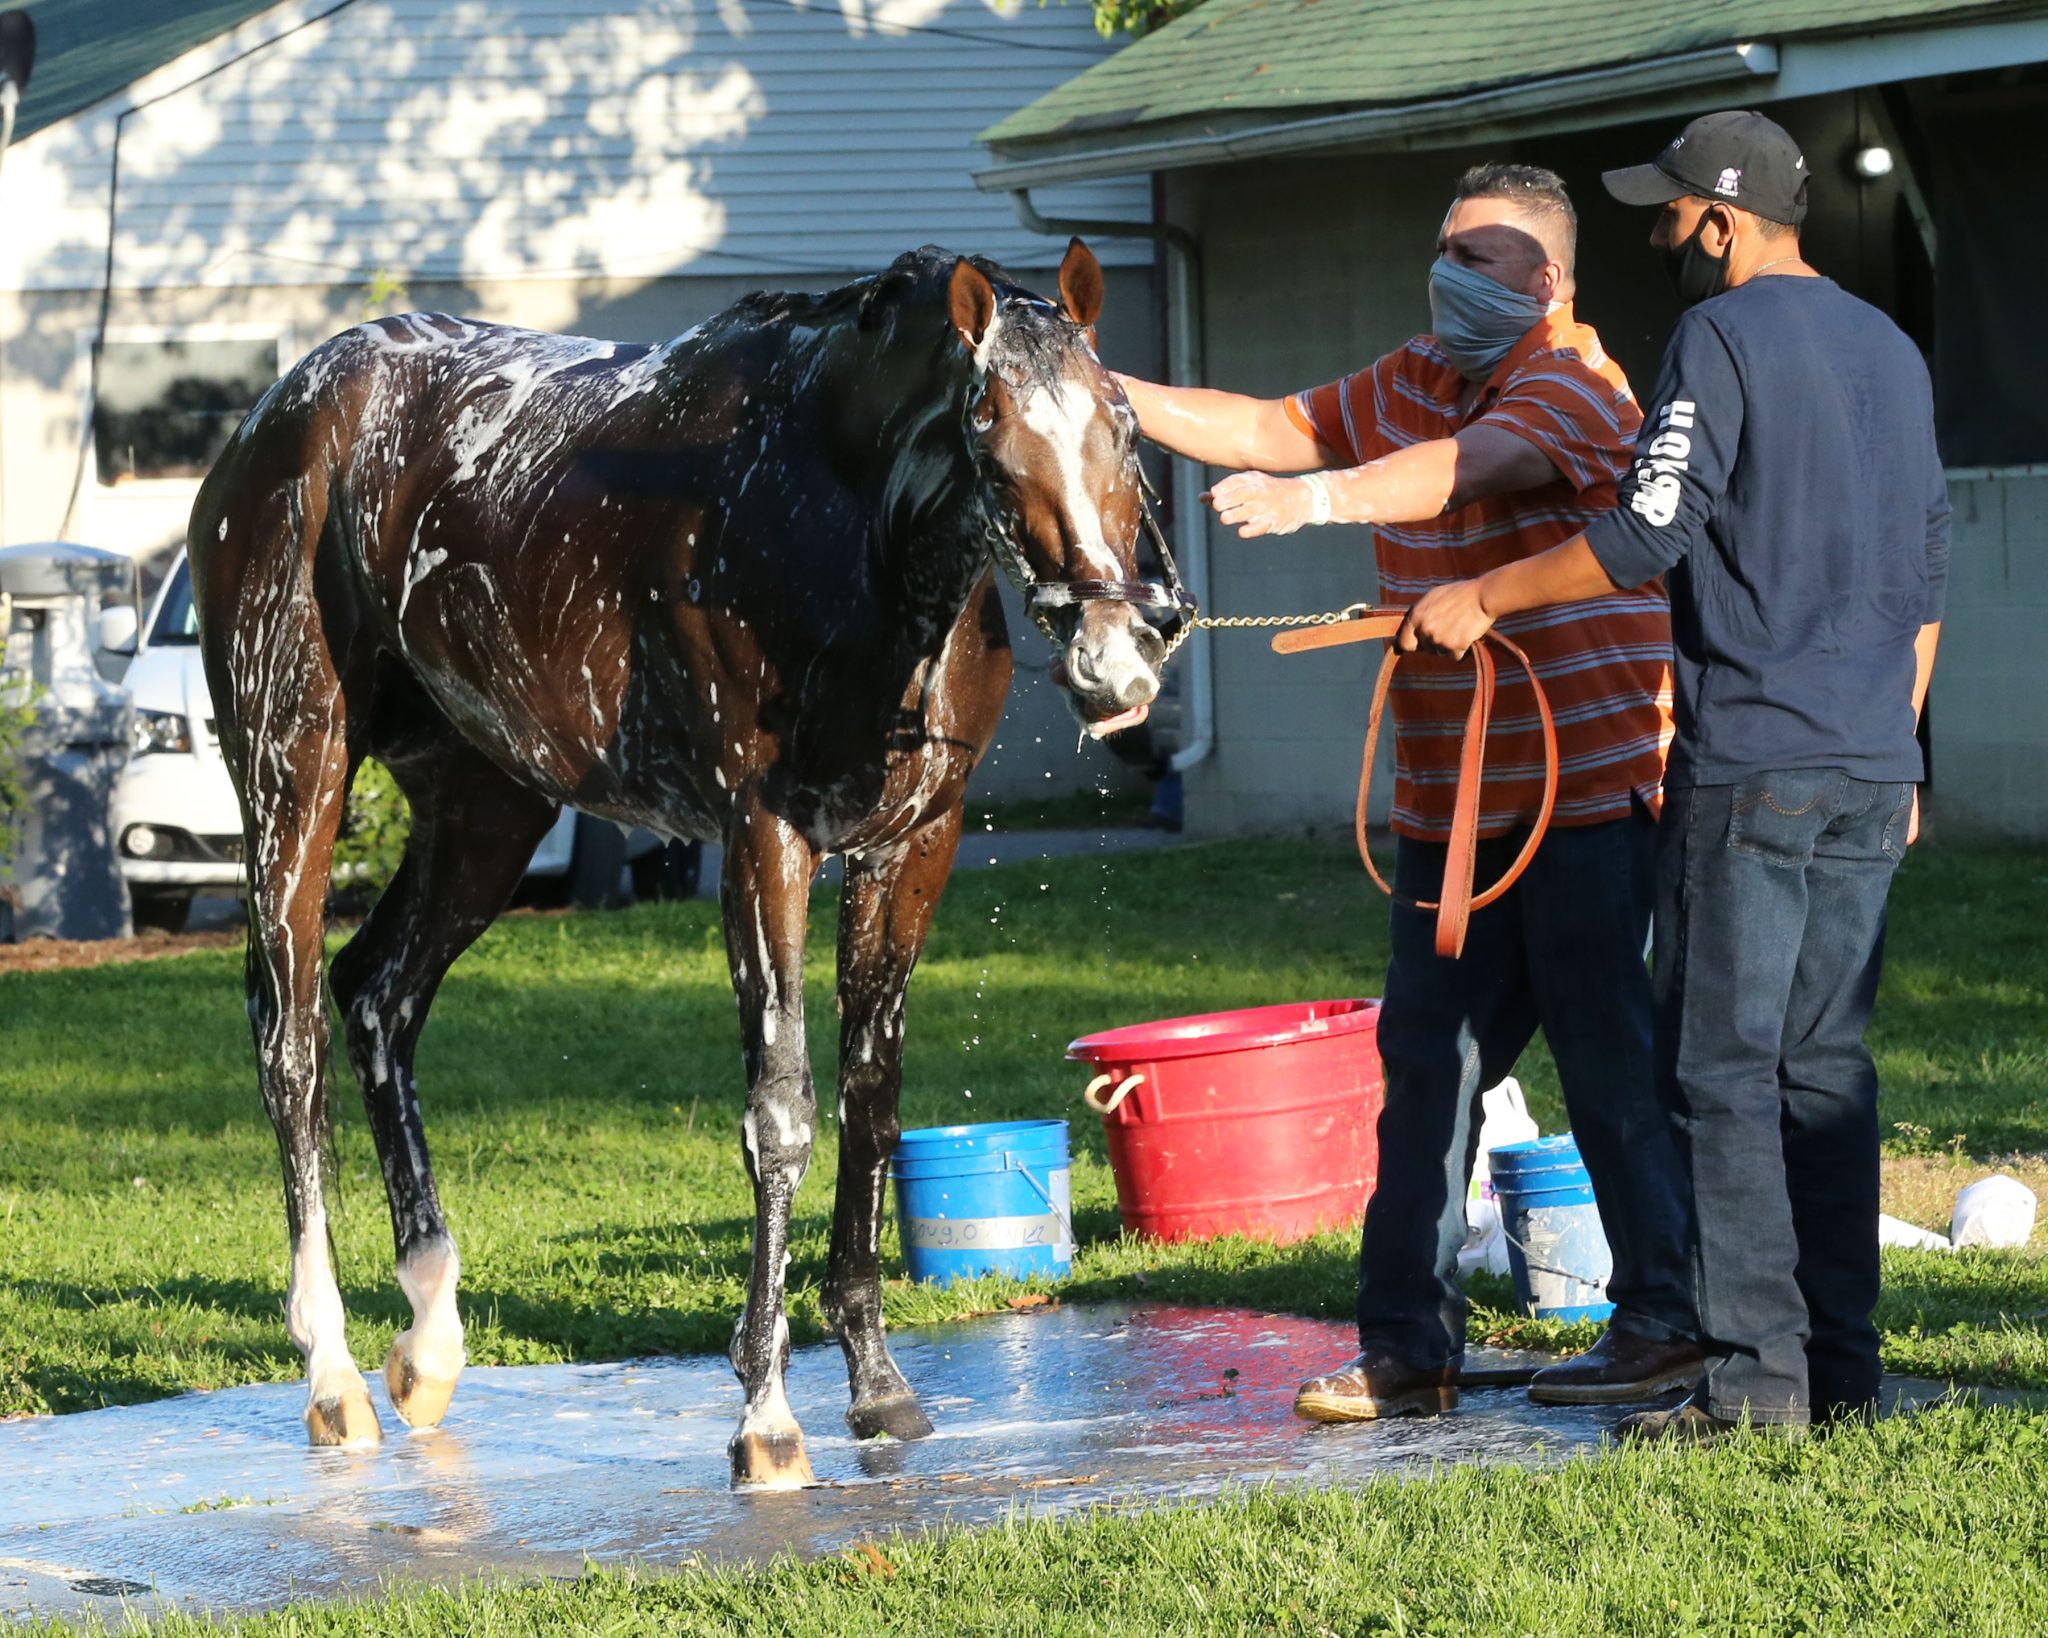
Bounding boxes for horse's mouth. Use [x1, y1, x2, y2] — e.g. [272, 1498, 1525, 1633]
[1048, 658, 1154, 737]
[1083, 702, 1150, 739]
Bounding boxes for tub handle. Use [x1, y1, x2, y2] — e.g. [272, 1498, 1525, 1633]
[1004, 1154, 1076, 1248]
[1082, 1072, 1144, 1116]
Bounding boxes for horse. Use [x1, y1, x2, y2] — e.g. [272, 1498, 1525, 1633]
[187, 238, 1175, 1489]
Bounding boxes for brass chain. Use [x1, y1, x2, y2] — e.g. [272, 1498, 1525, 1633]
[1162, 602, 1376, 661]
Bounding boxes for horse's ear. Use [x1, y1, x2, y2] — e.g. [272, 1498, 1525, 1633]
[948, 258, 997, 353]
[1057, 237, 1104, 329]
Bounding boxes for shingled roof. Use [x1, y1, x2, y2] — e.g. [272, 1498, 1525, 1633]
[981, 0, 2036, 153]
[7, 0, 286, 142]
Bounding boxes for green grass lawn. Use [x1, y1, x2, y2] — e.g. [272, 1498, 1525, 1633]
[1, 837, 2045, 1415]
[5, 836, 2048, 1635]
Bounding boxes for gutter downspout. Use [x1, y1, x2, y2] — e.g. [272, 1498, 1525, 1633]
[1009, 187, 1212, 774]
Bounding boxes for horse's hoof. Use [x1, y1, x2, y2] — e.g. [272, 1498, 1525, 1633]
[384, 1345, 460, 1429]
[305, 1387, 382, 1448]
[847, 1394, 935, 1442]
[729, 1430, 817, 1490]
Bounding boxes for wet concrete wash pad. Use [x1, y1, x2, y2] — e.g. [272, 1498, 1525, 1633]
[0, 1302, 1993, 1623]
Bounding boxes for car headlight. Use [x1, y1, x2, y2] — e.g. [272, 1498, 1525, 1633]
[122, 824, 177, 860]
[132, 709, 192, 756]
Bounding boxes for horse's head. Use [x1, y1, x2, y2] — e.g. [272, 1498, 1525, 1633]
[946, 240, 1169, 737]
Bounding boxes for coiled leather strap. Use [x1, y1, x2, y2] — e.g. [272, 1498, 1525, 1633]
[1274, 611, 1558, 959]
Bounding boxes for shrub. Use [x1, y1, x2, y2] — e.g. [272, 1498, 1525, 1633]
[1088, 0, 1200, 37]
[0, 676, 39, 879]
[333, 757, 411, 901]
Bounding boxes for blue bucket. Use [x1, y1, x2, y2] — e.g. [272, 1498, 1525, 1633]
[1488, 1133, 1614, 1322]
[890, 1119, 1074, 1287]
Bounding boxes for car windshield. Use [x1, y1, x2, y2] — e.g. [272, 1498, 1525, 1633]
[150, 558, 200, 645]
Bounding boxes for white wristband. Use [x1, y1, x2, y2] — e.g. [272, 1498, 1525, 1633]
[1300, 471, 1334, 527]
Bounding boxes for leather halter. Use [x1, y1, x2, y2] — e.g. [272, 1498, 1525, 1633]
[980, 463, 1197, 652]
[965, 314, 1198, 653]
[1274, 611, 1560, 960]
[1021, 487, 1197, 619]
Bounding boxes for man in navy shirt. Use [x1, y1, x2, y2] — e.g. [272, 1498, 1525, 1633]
[1400, 111, 1947, 1438]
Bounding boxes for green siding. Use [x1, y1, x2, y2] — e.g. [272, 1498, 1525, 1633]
[982, 0, 2030, 147]
[9, 0, 285, 141]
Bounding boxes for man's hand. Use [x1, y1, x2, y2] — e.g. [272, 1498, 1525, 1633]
[1399, 578, 1496, 658]
[1207, 471, 1318, 537]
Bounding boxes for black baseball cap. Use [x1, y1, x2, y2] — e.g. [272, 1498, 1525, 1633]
[1602, 110, 1809, 226]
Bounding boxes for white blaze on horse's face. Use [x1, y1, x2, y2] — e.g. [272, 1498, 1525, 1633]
[1014, 378, 1121, 581]
[1001, 372, 1162, 724]
[950, 245, 1164, 730]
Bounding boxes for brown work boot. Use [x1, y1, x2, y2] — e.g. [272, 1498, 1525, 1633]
[1293, 1351, 1458, 1424]
[1526, 1329, 1707, 1406]
[1616, 1396, 1808, 1446]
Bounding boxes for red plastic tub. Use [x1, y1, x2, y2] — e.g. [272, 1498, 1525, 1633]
[1067, 999, 1383, 1244]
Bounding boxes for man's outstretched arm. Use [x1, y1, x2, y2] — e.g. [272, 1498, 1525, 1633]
[1207, 423, 1561, 537]
[1114, 374, 1333, 472]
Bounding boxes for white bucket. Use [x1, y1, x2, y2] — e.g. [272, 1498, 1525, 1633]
[1951, 1175, 2037, 1249]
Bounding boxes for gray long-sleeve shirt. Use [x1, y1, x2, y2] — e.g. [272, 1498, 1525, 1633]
[1584, 276, 1948, 788]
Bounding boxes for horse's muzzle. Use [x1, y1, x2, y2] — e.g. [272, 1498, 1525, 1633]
[1063, 607, 1162, 732]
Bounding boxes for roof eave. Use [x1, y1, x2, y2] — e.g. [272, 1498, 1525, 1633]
[976, 41, 1777, 191]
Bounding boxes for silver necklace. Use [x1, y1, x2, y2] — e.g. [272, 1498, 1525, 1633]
[1751, 256, 1806, 278]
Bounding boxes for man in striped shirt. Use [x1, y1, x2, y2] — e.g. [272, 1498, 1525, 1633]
[1118, 163, 1701, 1420]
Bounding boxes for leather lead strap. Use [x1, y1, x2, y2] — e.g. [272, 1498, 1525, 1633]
[1273, 611, 1559, 960]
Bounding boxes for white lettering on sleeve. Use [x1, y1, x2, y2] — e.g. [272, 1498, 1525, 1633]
[1628, 399, 1702, 527]
[1630, 472, 1682, 527]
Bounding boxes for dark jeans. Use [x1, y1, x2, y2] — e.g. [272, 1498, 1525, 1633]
[1357, 809, 1695, 1368]
[1656, 772, 1912, 1424]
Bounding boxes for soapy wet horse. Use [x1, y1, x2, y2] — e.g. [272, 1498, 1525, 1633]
[189, 240, 1168, 1488]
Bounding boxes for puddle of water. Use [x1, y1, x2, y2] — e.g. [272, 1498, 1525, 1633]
[0, 1304, 1624, 1623]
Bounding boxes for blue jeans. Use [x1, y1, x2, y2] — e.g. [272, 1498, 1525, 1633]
[1655, 772, 1912, 1423]
[1357, 809, 1695, 1367]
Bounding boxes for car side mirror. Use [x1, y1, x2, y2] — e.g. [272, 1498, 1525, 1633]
[99, 604, 138, 655]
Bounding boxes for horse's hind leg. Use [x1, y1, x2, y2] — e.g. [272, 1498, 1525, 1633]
[824, 805, 960, 1442]
[210, 517, 371, 1446]
[721, 795, 820, 1489]
[329, 727, 558, 1431]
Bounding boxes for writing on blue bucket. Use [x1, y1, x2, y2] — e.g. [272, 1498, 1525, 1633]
[1487, 1132, 1615, 1323]
[890, 1119, 1073, 1288]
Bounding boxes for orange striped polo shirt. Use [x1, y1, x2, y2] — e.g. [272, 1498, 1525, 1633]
[1285, 305, 1674, 842]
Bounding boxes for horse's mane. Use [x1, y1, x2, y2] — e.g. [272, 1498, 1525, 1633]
[723, 246, 1081, 390]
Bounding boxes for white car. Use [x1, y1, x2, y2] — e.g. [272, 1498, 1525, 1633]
[110, 552, 681, 930]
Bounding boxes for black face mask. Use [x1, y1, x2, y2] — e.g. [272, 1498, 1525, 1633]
[1662, 210, 1731, 308]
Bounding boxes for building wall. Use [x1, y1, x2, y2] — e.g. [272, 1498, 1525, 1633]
[0, 0, 1149, 297]
[1930, 470, 2048, 839]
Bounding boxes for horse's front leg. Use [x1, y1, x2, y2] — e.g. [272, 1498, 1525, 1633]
[721, 796, 820, 1489]
[825, 804, 962, 1441]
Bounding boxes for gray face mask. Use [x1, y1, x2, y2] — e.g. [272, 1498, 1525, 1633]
[1427, 257, 1552, 380]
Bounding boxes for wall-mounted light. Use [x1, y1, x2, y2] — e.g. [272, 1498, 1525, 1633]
[1852, 145, 1895, 180]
